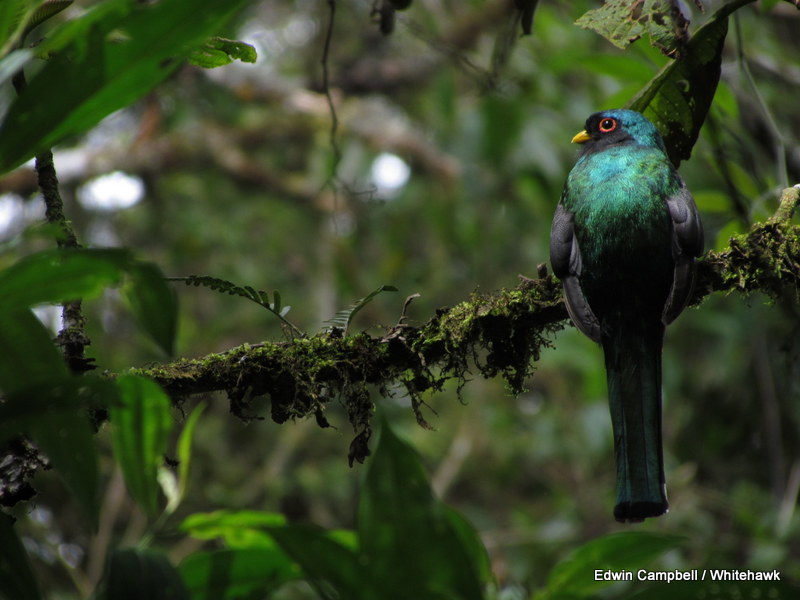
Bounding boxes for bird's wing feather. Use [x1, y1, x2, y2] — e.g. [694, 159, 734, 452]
[550, 203, 602, 342]
[662, 180, 704, 324]
[550, 202, 575, 278]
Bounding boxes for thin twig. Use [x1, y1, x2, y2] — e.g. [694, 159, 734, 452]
[733, 14, 789, 188]
[321, 0, 341, 176]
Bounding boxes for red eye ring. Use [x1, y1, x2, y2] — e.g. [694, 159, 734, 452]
[598, 118, 617, 133]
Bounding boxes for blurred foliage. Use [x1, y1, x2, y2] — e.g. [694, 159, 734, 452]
[0, 0, 800, 598]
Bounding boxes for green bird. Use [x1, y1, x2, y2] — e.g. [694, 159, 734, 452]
[550, 109, 703, 522]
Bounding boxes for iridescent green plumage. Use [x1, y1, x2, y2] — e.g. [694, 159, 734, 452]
[550, 109, 703, 522]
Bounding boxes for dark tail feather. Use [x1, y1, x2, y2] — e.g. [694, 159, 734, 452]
[602, 323, 668, 523]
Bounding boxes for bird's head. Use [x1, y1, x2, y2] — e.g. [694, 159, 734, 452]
[571, 109, 666, 156]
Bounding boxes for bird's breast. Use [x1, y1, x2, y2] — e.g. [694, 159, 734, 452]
[567, 149, 676, 315]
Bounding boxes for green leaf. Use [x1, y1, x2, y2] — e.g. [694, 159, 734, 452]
[271, 289, 281, 313]
[543, 532, 684, 598]
[182, 510, 287, 549]
[0, 0, 253, 174]
[0, 248, 132, 309]
[176, 402, 205, 509]
[110, 374, 173, 518]
[575, 0, 689, 57]
[0, 374, 117, 531]
[0, 247, 177, 355]
[323, 285, 398, 335]
[0, 513, 42, 600]
[267, 525, 379, 600]
[95, 548, 189, 600]
[249, 422, 489, 600]
[188, 37, 257, 69]
[242, 285, 260, 303]
[442, 506, 493, 587]
[626, 0, 757, 166]
[179, 548, 299, 600]
[170, 275, 305, 337]
[0, 309, 67, 395]
[21, 0, 74, 42]
[0, 307, 113, 531]
[357, 420, 487, 600]
[125, 261, 178, 356]
[173, 274, 249, 297]
[172, 276, 268, 309]
[28, 382, 107, 531]
[0, 0, 37, 57]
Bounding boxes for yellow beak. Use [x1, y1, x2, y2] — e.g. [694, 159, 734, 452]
[571, 130, 591, 144]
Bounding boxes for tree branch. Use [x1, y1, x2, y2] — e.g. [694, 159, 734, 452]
[132, 187, 800, 464]
[12, 71, 92, 373]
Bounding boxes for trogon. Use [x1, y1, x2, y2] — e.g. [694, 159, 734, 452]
[550, 109, 703, 522]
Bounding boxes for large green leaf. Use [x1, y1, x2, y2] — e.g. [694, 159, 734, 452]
[442, 505, 493, 587]
[357, 420, 488, 600]
[0, 374, 116, 440]
[576, 0, 689, 56]
[0, 0, 253, 173]
[0, 308, 67, 394]
[125, 261, 178, 356]
[263, 420, 489, 600]
[0, 302, 116, 531]
[110, 374, 173, 518]
[626, 0, 757, 165]
[26, 379, 111, 531]
[95, 548, 189, 600]
[0, 513, 42, 600]
[180, 510, 303, 600]
[541, 531, 684, 598]
[0, 247, 177, 356]
[179, 548, 300, 600]
[0, 247, 131, 309]
[266, 526, 378, 600]
[0, 373, 117, 531]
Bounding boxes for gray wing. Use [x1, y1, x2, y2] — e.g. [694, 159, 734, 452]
[662, 179, 704, 324]
[550, 203, 602, 343]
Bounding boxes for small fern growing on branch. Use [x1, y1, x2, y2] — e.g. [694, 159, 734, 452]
[169, 277, 398, 338]
[168, 275, 304, 338]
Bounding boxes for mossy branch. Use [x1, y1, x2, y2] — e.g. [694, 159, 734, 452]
[133, 186, 800, 464]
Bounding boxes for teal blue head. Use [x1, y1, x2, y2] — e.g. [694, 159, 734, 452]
[571, 109, 666, 156]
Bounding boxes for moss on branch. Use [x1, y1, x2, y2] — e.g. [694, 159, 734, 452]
[694, 185, 800, 300]
[133, 186, 800, 463]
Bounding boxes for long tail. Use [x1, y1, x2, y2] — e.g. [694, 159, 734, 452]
[602, 322, 668, 523]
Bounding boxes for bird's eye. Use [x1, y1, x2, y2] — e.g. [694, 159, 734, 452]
[599, 118, 617, 133]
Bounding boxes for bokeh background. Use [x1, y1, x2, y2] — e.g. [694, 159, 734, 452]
[2, 0, 799, 596]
